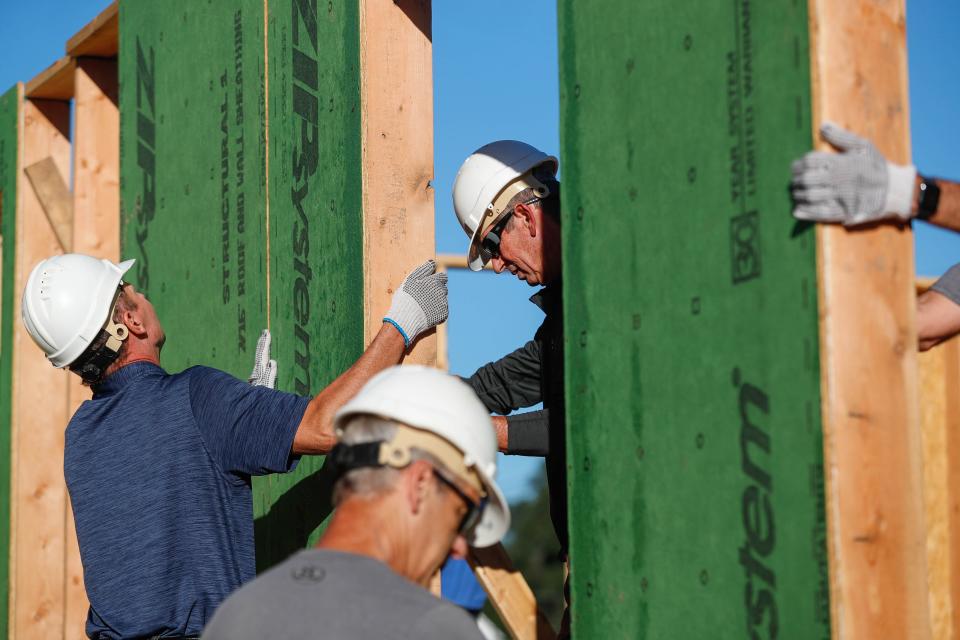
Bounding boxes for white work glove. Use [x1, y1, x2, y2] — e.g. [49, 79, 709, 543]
[248, 329, 277, 389]
[791, 122, 917, 226]
[383, 259, 448, 347]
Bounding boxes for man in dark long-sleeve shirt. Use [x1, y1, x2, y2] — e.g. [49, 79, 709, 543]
[451, 140, 570, 634]
[465, 284, 566, 548]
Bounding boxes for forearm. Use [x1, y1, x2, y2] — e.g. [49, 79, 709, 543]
[914, 176, 960, 233]
[917, 285, 960, 351]
[504, 410, 550, 456]
[492, 416, 508, 452]
[293, 324, 406, 454]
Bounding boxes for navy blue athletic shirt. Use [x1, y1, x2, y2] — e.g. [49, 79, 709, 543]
[64, 362, 309, 639]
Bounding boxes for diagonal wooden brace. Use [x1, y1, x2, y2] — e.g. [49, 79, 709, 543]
[469, 543, 557, 640]
[24, 156, 73, 253]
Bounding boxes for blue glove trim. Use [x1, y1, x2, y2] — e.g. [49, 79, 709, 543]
[382, 317, 411, 346]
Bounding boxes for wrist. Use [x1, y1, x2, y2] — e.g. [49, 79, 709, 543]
[916, 175, 942, 221]
[382, 317, 411, 346]
[884, 162, 917, 220]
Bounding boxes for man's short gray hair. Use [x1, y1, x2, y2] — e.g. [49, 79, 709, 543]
[332, 414, 446, 506]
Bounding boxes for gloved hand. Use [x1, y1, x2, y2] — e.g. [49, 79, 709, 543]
[791, 122, 917, 226]
[248, 329, 277, 388]
[383, 259, 448, 347]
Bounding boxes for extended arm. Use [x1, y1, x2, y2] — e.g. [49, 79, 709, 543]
[293, 260, 448, 455]
[465, 339, 550, 455]
[918, 264, 960, 351]
[293, 325, 406, 454]
[790, 122, 959, 230]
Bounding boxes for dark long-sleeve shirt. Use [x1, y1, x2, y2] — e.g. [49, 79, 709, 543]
[465, 282, 567, 550]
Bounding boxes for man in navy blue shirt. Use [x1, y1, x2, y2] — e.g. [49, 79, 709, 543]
[20, 253, 447, 639]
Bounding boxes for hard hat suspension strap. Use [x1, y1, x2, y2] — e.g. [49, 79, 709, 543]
[481, 172, 551, 236]
[67, 291, 130, 384]
[328, 425, 485, 496]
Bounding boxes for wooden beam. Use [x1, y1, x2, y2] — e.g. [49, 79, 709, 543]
[918, 336, 960, 639]
[915, 277, 960, 639]
[25, 57, 76, 101]
[24, 157, 73, 252]
[808, 0, 930, 637]
[60, 57, 119, 638]
[435, 254, 490, 370]
[10, 96, 72, 639]
[66, 1, 119, 58]
[359, 0, 436, 364]
[468, 544, 556, 640]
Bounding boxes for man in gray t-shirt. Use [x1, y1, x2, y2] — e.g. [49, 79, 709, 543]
[202, 549, 481, 639]
[203, 366, 511, 640]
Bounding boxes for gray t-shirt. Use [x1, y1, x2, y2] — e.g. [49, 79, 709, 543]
[932, 263, 960, 305]
[202, 548, 484, 640]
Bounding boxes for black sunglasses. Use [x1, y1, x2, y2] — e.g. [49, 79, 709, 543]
[479, 212, 512, 260]
[433, 469, 485, 535]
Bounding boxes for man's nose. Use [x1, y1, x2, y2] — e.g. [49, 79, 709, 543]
[491, 256, 505, 273]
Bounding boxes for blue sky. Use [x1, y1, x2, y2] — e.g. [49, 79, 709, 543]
[1, 0, 957, 502]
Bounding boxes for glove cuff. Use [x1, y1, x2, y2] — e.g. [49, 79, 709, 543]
[383, 290, 424, 347]
[884, 162, 917, 220]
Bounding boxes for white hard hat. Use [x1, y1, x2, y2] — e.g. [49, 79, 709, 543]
[21, 253, 135, 368]
[452, 140, 558, 271]
[334, 365, 510, 548]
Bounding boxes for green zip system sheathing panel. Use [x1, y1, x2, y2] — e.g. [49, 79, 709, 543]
[559, 1, 830, 637]
[0, 84, 20, 640]
[119, 0, 362, 571]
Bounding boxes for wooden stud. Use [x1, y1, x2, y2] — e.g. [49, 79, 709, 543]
[915, 279, 960, 640]
[59, 57, 120, 639]
[808, 0, 930, 637]
[10, 96, 72, 639]
[359, 0, 436, 365]
[468, 545, 556, 640]
[24, 57, 76, 101]
[66, 2, 119, 58]
[434, 254, 490, 370]
[24, 157, 73, 252]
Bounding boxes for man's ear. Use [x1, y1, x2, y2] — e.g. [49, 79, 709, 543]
[513, 202, 538, 238]
[122, 306, 147, 338]
[404, 460, 435, 516]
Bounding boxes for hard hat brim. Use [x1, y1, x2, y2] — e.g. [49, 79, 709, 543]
[469, 467, 511, 548]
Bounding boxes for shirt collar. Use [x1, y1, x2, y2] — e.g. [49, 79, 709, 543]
[529, 280, 562, 314]
[93, 361, 165, 397]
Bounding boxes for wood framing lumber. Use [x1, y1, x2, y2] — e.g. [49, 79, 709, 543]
[60, 57, 120, 638]
[434, 254, 489, 370]
[808, 0, 930, 637]
[915, 278, 960, 640]
[917, 334, 960, 639]
[359, 0, 436, 365]
[10, 97, 73, 639]
[24, 157, 73, 252]
[66, 1, 119, 58]
[24, 56, 76, 101]
[468, 544, 556, 640]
